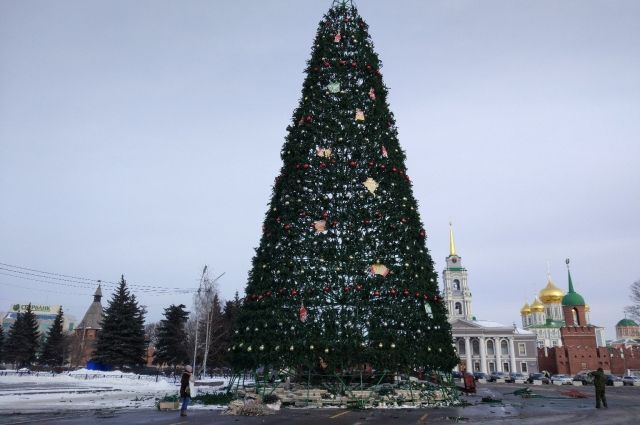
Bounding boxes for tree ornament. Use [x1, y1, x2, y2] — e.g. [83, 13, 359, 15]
[349, 160, 357, 168]
[299, 303, 308, 323]
[313, 220, 327, 233]
[334, 31, 341, 43]
[381, 146, 388, 157]
[363, 177, 379, 195]
[419, 228, 426, 238]
[370, 263, 389, 276]
[369, 88, 376, 100]
[355, 109, 365, 121]
[327, 82, 341, 93]
[389, 288, 398, 296]
[316, 147, 333, 158]
[424, 303, 433, 318]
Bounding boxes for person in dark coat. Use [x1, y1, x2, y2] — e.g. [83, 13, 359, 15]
[590, 367, 607, 408]
[179, 365, 193, 416]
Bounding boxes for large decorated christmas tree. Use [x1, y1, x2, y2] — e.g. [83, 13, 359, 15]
[231, 1, 457, 376]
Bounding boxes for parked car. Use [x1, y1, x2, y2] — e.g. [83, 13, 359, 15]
[506, 372, 528, 383]
[489, 371, 509, 382]
[606, 375, 623, 385]
[473, 372, 490, 381]
[573, 373, 594, 385]
[550, 374, 573, 384]
[451, 371, 463, 379]
[622, 376, 640, 386]
[527, 372, 550, 384]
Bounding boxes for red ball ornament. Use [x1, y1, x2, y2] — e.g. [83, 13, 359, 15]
[367, 160, 375, 168]
[257, 295, 263, 301]
[331, 219, 339, 226]
[305, 115, 313, 122]
[319, 162, 327, 169]
[343, 286, 351, 293]
[340, 60, 347, 66]
[323, 286, 331, 294]
[419, 228, 426, 238]
[414, 291, 421, 299]
[349, 160, 357, 168]
[389, 288, 398, 296]
[423, 294, 430, 300]
[356, 283, 364, 291]
[251, 294, 258, 301]
[392, 166, 398, 173]
[363, 219, 370, 225]
[400, 217, 408, 224]
[402, 288, 410, 297]
[291, 289, 298, 297]
[302, 163, 310, 170]
[366, 64, 372, 71]
[373, 290, 381, 297]
[265, 291, 272, 297]
[295, 164, 301, 170]
[351, 62, 357, 69]
[323, 61, 331, 68]
[284, 223, 291, 231]
[322, 210, 329, 218]
[379, 164, 386, 171]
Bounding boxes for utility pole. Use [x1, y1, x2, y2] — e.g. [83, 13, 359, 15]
[192, 265, 207, 376]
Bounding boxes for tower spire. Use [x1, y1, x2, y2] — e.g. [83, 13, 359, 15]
[449, 222, 457, 256]
[566, 258, 575, 294]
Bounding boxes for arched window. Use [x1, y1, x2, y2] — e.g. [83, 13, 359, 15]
[486, 339, 495, 355]
[501, 340, 509, 355]
[572, 308, 580, 325]
[472, 339, 480, 355]
[455, 302, 462, 315]
[453, 279, 461, 291]
[458, 339, 466, 355]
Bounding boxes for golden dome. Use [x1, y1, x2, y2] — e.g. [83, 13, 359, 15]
[520, 302, 531, 315]
[530, 298, 545, 313]
[585, 304, 590, 312]
[539, 277, 564, 304]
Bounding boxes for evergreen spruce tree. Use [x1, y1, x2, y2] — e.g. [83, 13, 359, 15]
[93, 276, 147, 368]
[40, 307, 66, 367]
[153, 304, 189, 370]
[231, 1, 457, 374]
[5, 304, 40, 368]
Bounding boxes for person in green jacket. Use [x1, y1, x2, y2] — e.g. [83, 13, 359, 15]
[590, 367, 607, 408]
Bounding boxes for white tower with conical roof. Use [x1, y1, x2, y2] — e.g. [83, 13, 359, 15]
[442, 223, 472, 322]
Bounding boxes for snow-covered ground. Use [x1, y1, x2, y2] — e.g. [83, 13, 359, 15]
[0, 369, 231, 413]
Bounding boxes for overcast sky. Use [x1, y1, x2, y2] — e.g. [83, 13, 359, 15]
[1, 0, 638, 340]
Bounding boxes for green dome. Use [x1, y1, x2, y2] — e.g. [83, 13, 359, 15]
[617, 318, 639, 327]
[561, 291, 585, 306]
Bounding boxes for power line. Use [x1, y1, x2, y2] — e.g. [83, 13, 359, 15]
[0, 263, 198, 294]
[0, 261, 198, 292]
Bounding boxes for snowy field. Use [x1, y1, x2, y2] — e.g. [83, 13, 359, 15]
[0, 369, 231, 413]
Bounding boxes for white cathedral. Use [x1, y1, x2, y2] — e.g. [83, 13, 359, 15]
[444, 224, 539, 375]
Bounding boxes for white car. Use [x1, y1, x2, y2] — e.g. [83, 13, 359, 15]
[550, 374, 573, 384]
[623, 375, 640, 386]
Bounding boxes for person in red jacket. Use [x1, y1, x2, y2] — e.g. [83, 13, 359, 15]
[179, 365, 193, 416]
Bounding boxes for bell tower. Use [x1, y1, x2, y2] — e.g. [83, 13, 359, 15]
[442, 223, 472, 321]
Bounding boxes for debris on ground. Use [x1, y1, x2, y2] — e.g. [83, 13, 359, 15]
[223, 399, 275, 416]
[560, 389, 589, 399]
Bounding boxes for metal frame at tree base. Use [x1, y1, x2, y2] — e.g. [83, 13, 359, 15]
[225, 368, 460, 408]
